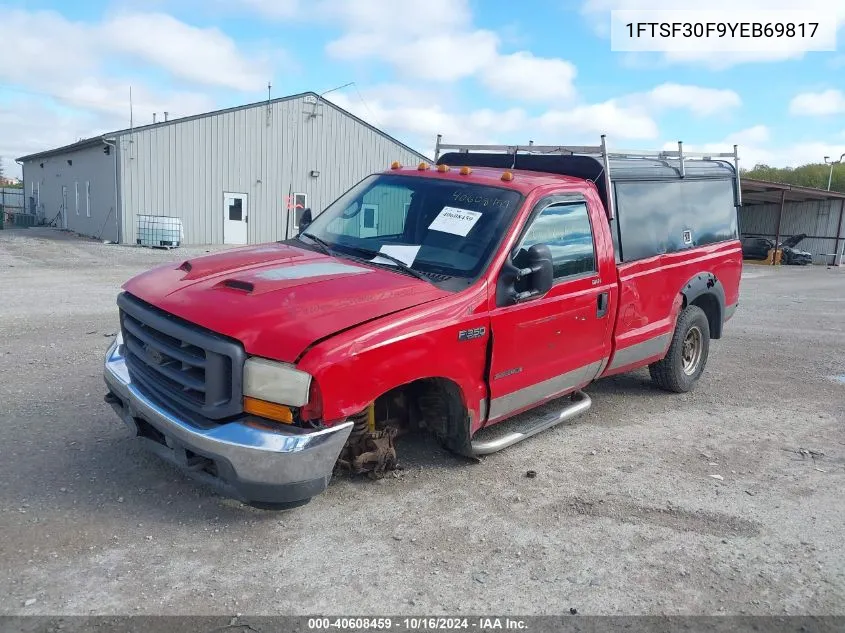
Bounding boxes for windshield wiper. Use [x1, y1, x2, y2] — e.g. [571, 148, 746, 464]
[299, 232, 333, 256]
[348, 247, 431, 283]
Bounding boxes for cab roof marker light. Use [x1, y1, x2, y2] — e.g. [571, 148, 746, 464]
[437, 164, 450, 173]
[390, 161, 402, 170]
[418, 162, 430, 170]
[501, 171, 514, 181]
[459, 166, 472, 176]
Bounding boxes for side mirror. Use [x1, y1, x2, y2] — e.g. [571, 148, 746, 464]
[496, 243, 554, 306]
[524, 243, 554, 296]
[298, 208, 313, 234]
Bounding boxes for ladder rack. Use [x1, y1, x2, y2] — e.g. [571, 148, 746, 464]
[433, 134, 742, 220]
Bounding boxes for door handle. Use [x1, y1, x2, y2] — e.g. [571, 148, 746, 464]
[596, 292, 609, 318]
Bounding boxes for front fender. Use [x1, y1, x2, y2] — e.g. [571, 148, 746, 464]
[298, 284, 491, 427]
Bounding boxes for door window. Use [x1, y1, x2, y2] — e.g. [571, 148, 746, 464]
[229, 198, 243, 221]
[292, 193, 308, 230]
[515, 202, 596, 279]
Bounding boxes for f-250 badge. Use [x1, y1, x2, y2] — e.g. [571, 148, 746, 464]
[458, 326, 486, 341]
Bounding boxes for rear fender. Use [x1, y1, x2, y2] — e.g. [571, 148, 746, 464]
[680, 272, 726, 339]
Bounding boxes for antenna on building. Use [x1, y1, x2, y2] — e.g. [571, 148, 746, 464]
[129, 86, 134, 130]
[266, 81, 273, 127]
[153, 113, 157, 124]
[309, 81, 354, 119]
[164, 111, 169, 122]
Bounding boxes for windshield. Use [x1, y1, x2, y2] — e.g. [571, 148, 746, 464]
[299, 174, 523, 280]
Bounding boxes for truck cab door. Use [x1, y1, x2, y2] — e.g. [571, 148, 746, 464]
[486, 196, 614, 424]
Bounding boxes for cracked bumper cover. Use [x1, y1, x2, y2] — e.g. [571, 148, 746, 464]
[103, 337, 353, 506]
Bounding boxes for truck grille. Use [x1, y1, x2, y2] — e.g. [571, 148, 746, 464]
[117, 292, 245, 420]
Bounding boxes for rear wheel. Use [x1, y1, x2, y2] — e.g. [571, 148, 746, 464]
[649, 305, 710, 393]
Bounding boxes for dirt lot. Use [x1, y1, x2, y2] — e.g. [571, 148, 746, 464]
[1, 228, 844, 616]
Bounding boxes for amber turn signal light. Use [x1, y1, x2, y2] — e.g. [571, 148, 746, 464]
[243, 397, 294, 424]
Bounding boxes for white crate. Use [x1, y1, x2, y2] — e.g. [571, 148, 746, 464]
[137, 215, 183, 248]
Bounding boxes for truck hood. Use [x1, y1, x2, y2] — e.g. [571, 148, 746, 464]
[122, 243, 451, 362]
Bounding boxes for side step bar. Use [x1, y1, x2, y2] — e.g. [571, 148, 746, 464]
[470, 391, 592, 456]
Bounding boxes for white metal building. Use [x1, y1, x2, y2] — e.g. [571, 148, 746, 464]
[17, 92, 428, 245]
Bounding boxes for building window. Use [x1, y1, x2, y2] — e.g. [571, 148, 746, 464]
[229, 198, 243, 221]
[75, 182, 79, 215]
[86, 182, 91, 217]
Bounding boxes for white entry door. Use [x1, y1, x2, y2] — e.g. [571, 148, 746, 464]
[223, 192, 248, 245]
[360, 204, 378, 238]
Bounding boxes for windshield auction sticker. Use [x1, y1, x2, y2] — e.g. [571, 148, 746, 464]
[429, 207, 482, 237]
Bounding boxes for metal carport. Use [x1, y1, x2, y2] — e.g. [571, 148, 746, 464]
[740, 178, 845, 266]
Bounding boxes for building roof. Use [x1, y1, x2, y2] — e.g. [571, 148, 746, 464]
[17, 91, 429, 163]
[741, 178, 845, 205]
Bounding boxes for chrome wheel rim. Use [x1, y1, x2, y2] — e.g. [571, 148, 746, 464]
[682, 326, 703, 376]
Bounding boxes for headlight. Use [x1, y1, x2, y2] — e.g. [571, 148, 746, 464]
[243, 357, 312, 408]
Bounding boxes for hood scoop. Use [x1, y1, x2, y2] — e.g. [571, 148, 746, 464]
[217, 278, 255, 293]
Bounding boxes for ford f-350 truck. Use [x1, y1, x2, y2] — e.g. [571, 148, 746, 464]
[104, 137, 743, 509]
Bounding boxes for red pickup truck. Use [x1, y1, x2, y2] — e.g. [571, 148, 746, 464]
[104, 137, 743, 509]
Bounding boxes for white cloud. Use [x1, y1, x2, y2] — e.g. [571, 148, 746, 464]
[327, 86, 660, 165]
[329, 31, 501, 83]
[103, 13, 271, 91]
[3, 9, 274, 93]
[538, 101, 659, 139]
[480, 52, 578, 102]
[635, 83, 742, 116]
[278, 0, 580, 101]
[663, 126, 841, 169]
[788, 90, 845, 116]
[581, 0, 845, 67]
[322, 0, 501, 83]
[0, 7, 282, 171]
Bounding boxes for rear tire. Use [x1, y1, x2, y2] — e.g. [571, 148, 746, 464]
[649, 305, 710, 393]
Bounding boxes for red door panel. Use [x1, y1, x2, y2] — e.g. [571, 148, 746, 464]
[485, 195, 615, 424]
[487, 277, 612, 422]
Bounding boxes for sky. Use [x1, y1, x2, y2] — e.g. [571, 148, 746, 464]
[2, 0, 845, 179]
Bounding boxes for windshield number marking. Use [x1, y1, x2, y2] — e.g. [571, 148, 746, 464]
[451, 191, 512, 209]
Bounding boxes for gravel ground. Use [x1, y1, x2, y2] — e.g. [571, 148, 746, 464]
[1, 228, 843, 616]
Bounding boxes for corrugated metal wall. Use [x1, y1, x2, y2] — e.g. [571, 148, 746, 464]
[21, 144, 118, 241]
[740, 199, 845, 257]
[117, 95, 425, 245]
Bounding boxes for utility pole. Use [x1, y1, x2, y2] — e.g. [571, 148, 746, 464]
[824, 153, 845, 191]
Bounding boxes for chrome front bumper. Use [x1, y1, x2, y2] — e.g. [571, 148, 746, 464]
[103, 336, 353, 507]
